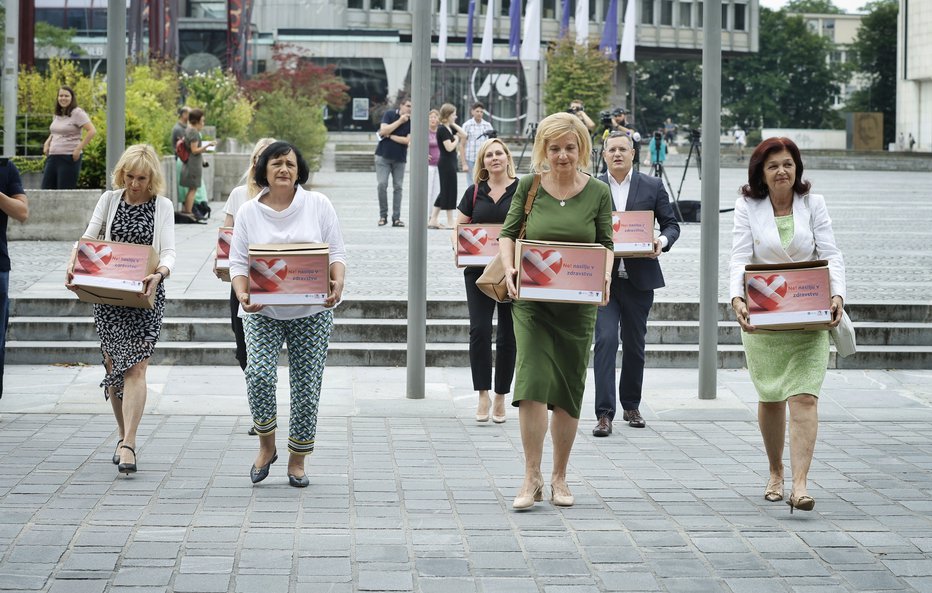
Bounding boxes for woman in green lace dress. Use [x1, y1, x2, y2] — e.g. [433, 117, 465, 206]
[498, 113, 613, 510]
[729, 137, 846, 513]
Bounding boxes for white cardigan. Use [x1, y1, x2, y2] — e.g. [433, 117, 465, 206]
[729, 193, 845, 302]
[82, 189, 177, 272]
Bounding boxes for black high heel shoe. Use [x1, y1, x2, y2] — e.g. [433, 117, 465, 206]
[112, 439, 124, 465]
[288, 473, 309, 488]
[250, 451, 278, 484]
[118, 445, 137, 474]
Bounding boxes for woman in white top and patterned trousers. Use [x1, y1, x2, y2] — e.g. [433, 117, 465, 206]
[228, 142, 347, 488]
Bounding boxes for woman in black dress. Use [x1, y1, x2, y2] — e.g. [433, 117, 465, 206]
[428, 103, 466, 229]
[455, 138, 519, 423]
[65, 144, 176, 475]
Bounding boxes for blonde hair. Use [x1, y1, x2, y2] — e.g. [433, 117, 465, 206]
[244, 137, 276, 198]
[474, 138, 517, 184]
[531, 112, 592, 174]
[111, 144, 165, 195]
[439, 103, 456, 123]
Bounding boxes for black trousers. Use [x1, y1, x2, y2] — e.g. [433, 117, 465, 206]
[229, 287, 247, 371]
[41, 154, 82, 189]
[463, 267, 516, 394]
[593, 275, 654, 420]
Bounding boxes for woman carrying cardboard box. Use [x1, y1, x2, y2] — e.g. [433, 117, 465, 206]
[227, 141, 347, 488]
[729, 137, 846, 513]
[65, 144, 176, 475]
[498, 113, 614, 510]
[454, 138, 520, 424]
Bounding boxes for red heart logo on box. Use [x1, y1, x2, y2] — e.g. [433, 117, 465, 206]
[458, 228, 488, 254]
[612, 215, 621, 233]
[250, 258, 288, 292]
[76, 243, 112, 274]
[521, 249, 563, 285]
[747, 274, 787, 310]
[217, 231, 233, 257]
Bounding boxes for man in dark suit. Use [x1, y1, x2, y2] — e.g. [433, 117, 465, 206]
[593, 132, 679, 435]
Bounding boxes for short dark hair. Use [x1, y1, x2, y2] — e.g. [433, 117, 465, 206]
[55, 86, 77, 117]
[254, 141, 310, 188]
[178, 106, 190, 117]
[740, 137, 811, 199]
[188, 109, 204, 125]
[471, 102, 485, 111]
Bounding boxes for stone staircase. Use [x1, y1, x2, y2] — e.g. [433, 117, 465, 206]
[7, 298, 931, 369]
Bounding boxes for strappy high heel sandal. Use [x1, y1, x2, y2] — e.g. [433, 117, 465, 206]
[786, 493, 815, 514]
[112, 439, 124, 465]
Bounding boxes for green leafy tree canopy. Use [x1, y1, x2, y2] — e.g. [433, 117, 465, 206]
[847, 0, 897, 145]
[784, 0, 845, 14]
[543, 38, 615, 118]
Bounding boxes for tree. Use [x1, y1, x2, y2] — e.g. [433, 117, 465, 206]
[722, 8, 845, 130]
[181, 68, 254, 141]
[244, 44, 349, 111]
[633, 59, 702, 135]
[846, 0, 897, 146]
[543, 38, 615, 118]
[784, 0, 845, 13]
[35, 22, 83, 57]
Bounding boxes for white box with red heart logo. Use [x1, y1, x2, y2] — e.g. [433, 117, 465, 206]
[70, 239, 159, 309]
[215, 227, 234, 282]
[248, 243, 330, 306]
[744, 260, 833, 330]
[515, 240, 612, 305]
[612, 210, 655, 257]
[455, 224, 503, 267]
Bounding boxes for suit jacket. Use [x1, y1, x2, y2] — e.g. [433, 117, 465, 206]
[729, 193, 846, 301]
[597, 171, 680, 291]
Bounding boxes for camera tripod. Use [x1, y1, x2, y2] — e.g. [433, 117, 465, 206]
[651, 161, 682, 220]
[675, 132, 701, 204]
[515, 122, 538, 173]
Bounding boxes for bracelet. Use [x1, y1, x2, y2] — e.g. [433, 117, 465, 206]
[154, 272, 164, 283]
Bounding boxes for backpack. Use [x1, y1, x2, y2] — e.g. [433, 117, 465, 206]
[175, 137, 190, 163]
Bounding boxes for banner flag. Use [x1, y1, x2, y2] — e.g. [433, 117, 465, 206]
[575, 0, 589, 46]
[560, 0, 570, 38]
[509, 0, 521, 57]
[479, 0, 495, 63]
[599, 0, 618, 59]
[439, 0, 448, 62]
[620, 0, 636, 62]
[520, 0, 541, 61]
[466, 0, 477, 58]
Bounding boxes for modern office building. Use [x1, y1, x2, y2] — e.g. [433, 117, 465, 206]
[897, 0, 930, 151]
[30, 0, 760, 134]
[790, 11, 867, 111]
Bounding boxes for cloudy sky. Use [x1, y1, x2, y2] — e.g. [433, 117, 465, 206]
[759, 0, 871, 13]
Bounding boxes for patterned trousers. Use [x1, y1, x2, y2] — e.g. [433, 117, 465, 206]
[242, 311, 333, 455]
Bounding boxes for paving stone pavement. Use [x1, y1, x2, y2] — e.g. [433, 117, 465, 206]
[3, 162, 931, 591]
[2, 365, 932, 593]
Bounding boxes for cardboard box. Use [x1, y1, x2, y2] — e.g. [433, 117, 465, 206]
[455, 223, 503, 267]
[745, 260, 833, 330]
[215, 227, 234, 282]
[612, 210, 655, 257]
[515, 239, 612, 304]
[248, 243, 329, 306]
[71, 239, 159, 309]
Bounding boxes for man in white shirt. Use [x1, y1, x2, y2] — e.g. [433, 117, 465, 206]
[734, 127, 747, 161]
[462, 102, 494, 181]
[592, 132, 679, 435]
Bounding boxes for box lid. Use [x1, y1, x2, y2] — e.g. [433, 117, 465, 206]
[249, 243, 329, 254]
[745, 259, 828, 272]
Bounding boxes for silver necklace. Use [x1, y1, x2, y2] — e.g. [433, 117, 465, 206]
[557, 178, 577, 206]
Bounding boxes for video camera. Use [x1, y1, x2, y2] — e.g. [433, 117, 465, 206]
[686, 127, 701, 140]
[479, 129, 498, 140]
[598, 110, 614, 128]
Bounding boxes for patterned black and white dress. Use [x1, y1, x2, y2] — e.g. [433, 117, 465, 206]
[94, 196, 166, 399]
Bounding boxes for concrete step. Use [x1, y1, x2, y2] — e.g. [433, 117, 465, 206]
[7, 340, 930, 369]
[10, 316, 932, 347]
[335, 152, 376, 173]
[11, 297, 932, 323]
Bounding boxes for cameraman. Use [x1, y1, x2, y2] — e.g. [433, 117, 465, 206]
[462, 102, 494, 180]
[608, 108, 641, 165]
[568, 99, 596, 132]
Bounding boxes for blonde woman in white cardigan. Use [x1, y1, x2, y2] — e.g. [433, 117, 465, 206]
[65, 144, 176, 475]
[729, 137, 845, 514]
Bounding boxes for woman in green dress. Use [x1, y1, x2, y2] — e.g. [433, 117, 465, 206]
[498, 113, 613, 510]
[729, 137, 846, 513]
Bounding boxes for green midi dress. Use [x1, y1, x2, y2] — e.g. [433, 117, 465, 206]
[742, 215, 829, 402]
[499, 174, 614, 419]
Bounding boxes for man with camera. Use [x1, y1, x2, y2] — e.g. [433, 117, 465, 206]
[568, 99, 596, 132]
[592, 131, 679, 435]
[462, 102, 494, 181]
